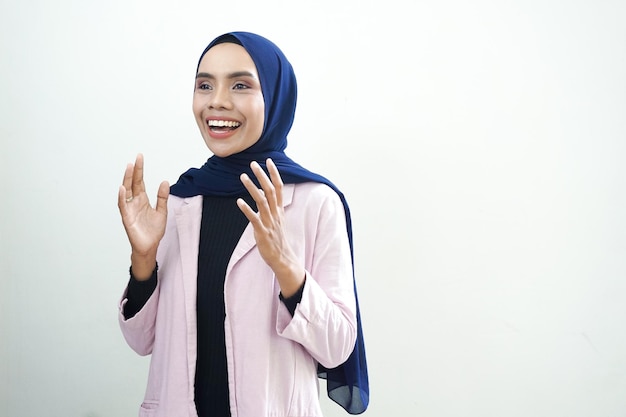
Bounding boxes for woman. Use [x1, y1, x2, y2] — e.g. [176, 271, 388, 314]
[118, 32, 368, 417]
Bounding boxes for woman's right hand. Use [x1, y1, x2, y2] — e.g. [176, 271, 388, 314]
[118, 153, 169, 280]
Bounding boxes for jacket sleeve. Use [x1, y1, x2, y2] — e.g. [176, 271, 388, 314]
[118, 278, 161, 356]
[122, 267, 158, 319]
[275, 186, 357, 369]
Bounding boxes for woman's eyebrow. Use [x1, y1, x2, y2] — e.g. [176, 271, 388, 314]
[196, 71, 257, 79]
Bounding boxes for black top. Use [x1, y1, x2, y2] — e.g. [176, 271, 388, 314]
[195, 195, 252, 417]
[123, 195, 304, 417]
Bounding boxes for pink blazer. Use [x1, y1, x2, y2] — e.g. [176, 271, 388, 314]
[119, 182, 357, 417]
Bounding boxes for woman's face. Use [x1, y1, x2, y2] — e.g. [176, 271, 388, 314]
[193, 42, 265, 157]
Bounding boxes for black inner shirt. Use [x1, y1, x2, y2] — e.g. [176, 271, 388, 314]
[194, 194, 255, 417]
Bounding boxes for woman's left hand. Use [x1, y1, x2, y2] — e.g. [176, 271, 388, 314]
[237, 158, 305, 297]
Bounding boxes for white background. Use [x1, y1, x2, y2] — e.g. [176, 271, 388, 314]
[1, 0, 626, 416]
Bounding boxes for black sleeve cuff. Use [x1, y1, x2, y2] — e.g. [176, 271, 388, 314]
[279, 280, 305, 317]
[122, 264, 158, 320]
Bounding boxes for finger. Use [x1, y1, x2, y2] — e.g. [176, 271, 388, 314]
[118, 185, 129, 216]
[266, 158, 284, 208]
[250, 161, 277, 211]
[240, 172, 276, 226]
[240, 172, 268, 208]
[132, 153, 146, 196]
[122, 163, 134, 200]
[237, 197, 261, 226]
[155, 181, 170, 216]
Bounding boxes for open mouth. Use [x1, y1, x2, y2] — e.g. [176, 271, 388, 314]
[208, 119, 241, 133]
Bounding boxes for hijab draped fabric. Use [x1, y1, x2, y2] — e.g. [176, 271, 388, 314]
[169, 31, 369, 414]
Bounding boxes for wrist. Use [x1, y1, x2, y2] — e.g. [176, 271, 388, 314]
[130, 251, 157, 281]
[273, 259, 305, 298]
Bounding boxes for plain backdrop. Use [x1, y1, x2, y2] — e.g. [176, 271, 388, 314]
[1, 0, 626, 416]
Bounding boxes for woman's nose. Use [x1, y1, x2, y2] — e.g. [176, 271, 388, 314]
[208, 86, 232, 109]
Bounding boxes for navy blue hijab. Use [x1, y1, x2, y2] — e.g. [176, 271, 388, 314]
[170, 32, 369, 414]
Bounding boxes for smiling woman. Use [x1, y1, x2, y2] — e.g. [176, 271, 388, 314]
[192, 42, 265, 158]
[116, 32, 369, 417]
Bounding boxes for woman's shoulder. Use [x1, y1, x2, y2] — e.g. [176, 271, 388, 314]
[290, 182, 344, 210]
[292, 181, 334, 193]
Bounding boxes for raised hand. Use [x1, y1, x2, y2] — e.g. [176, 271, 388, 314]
[118, 153, 169, 280]
[237, 158, 305, 297]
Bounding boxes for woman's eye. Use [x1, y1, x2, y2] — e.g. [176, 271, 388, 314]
[233, 83, 248, 90]
[197, 82, 212, 90]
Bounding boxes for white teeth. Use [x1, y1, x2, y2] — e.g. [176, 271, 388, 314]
[208, 120, 241, 128]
